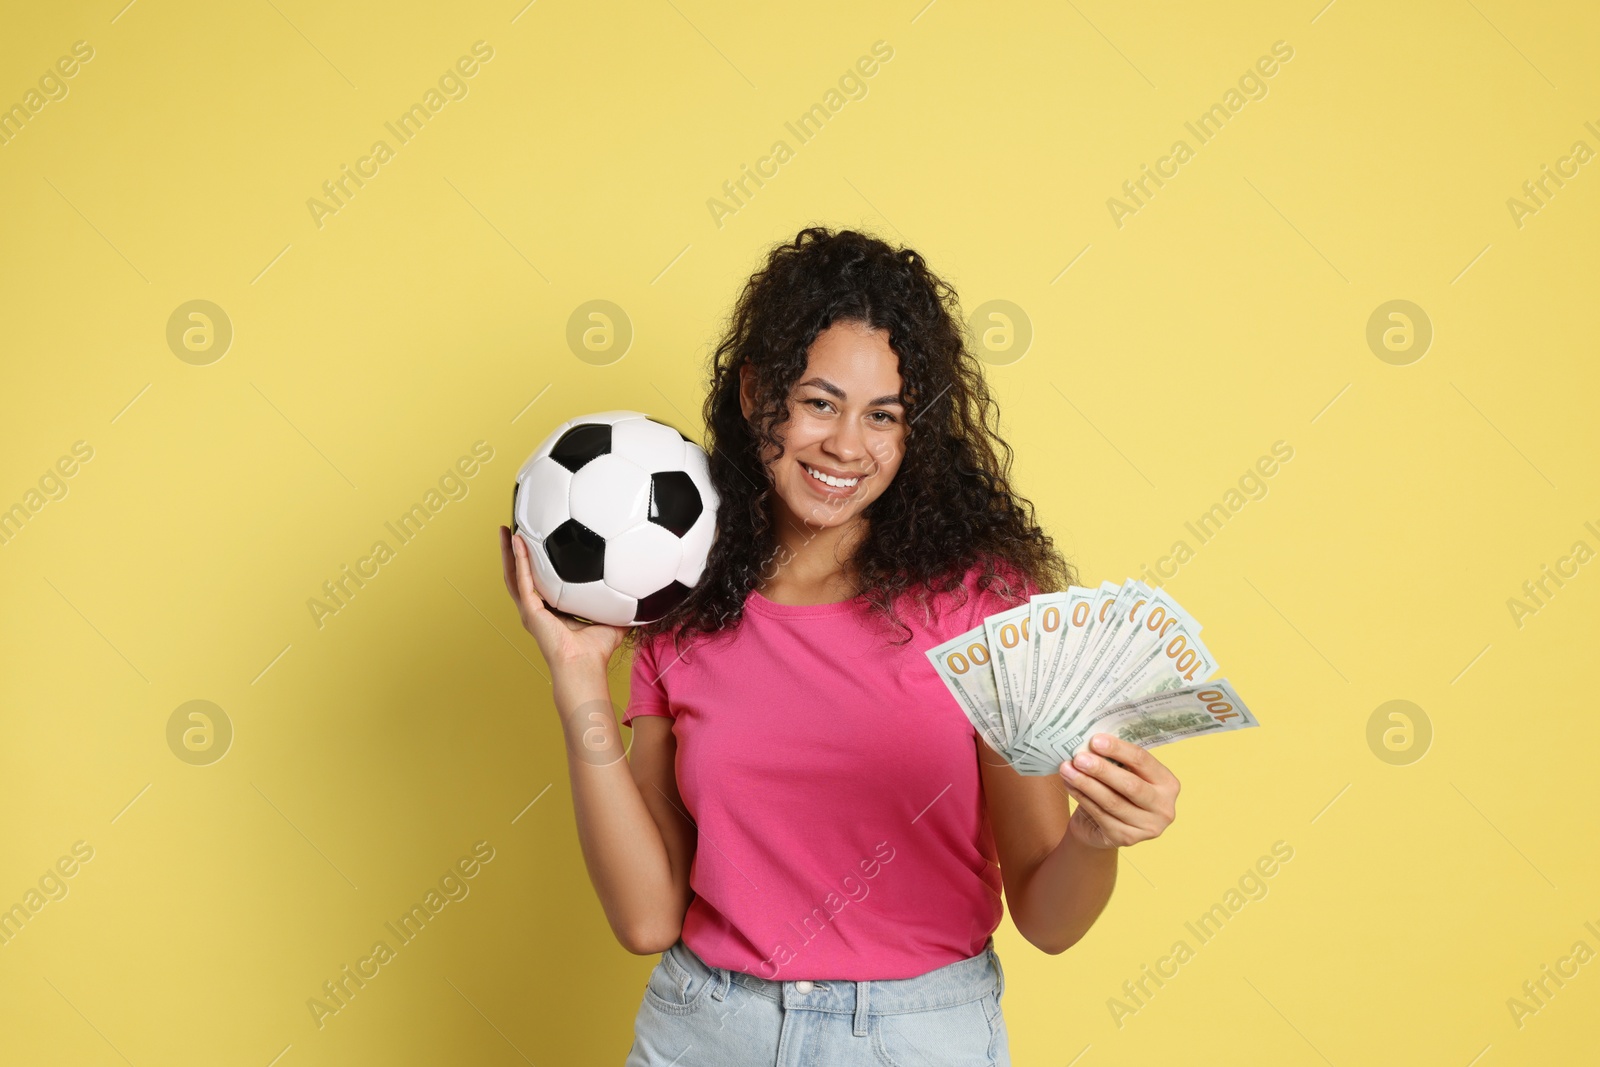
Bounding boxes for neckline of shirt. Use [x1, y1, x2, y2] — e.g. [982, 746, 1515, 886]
[745, 587, 864, 618]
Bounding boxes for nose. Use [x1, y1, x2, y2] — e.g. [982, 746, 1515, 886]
[823, 416, 867, 467]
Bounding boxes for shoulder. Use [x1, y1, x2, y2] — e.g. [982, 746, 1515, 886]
[627, 626, 677, 675]
[956, 555, 1035, 598]
[966, 557, 1038, 616]
[913, 556, 1035, 631]
[628, 619, 730, 677]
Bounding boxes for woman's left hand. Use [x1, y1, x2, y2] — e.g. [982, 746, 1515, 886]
[1059, 734, 1180, 850]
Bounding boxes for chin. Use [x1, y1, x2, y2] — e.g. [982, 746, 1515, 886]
[788, 497, 854, 528]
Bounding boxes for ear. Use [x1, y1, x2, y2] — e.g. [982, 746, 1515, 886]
[738, 362, 754, 422]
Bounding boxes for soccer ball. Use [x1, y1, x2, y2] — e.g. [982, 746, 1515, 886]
[511, 410, 719, 626]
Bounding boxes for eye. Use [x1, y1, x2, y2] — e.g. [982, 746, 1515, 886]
[805, 398, 832, 412]
[870, 411, 898, 424]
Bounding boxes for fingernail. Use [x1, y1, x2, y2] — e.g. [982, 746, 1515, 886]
[1075, 753, 1097, 771]
[1061, 763, 1079, 780]
[1092, 735, 1112, 753]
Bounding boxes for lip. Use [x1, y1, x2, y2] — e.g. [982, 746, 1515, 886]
[799, 461, 863, 498]
[800, 461, 867, 480]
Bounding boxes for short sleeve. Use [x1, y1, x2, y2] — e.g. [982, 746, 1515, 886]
[621, 631, 674, 727]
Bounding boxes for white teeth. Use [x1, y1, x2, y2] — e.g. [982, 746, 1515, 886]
[803, 463, 859, 488]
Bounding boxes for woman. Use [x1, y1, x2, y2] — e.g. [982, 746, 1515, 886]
[498, 227, 1181, 1065]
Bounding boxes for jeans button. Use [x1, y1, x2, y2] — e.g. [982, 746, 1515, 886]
[794, 980, 814, 993]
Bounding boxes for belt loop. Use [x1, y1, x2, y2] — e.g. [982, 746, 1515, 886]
[990, 943, 1005, 997]
[853, 979, 870, 1037]
[711, 966, 730, 1001]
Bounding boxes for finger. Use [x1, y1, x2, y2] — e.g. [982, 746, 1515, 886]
[1062, 759, 1157, 829]
[504, 528, 528, 605]
[511, 532, 543, 611]
[1062, 770, 1148, 830]
[1066, 788, 1142, 845]
[1085, 733, 1171, 785]
[499, 527, 517, 598]
[1068, 748, 1155, 808]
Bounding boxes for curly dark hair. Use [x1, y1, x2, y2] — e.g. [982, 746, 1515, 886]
[629, 225, 1076, 658]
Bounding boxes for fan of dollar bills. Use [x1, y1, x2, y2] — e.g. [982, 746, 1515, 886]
[926, 578, 1260, 776]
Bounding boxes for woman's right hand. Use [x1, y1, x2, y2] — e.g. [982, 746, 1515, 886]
[500, 525, 630, 671]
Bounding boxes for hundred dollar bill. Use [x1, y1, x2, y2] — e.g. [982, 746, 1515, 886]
[1020, 602, 1217, 767]
[1013, 679, 1258, 776]
[1069, 586, 1209, 725]
[1029, 581, 1121, 732]
[1066, 580, 1162, 714]
[1023, 592, 1065, 714]
[1039, 580, 1154, 734]
[1097, 617, 1217, 710]
[1012, 615, 1218, 773]
[1024, 588, 1097, 732]
[1016, 581, 1121, 755]
[925, 623, 1008, 755]
[983, 602, 1033, 748]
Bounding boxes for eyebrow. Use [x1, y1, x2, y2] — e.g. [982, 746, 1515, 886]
[796, 377, 905, 407]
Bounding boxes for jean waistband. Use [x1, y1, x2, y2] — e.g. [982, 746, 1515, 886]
[664, 937, 1004, 1015]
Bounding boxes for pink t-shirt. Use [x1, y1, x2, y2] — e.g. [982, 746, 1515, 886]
[622, 560, 1037, 981]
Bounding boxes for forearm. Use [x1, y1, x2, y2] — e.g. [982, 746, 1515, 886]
[552, 663, 683, 950]
[1009, 828, 1119, 954]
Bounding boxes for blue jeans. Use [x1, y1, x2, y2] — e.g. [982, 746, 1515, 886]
[625, 936, 1010, 1066]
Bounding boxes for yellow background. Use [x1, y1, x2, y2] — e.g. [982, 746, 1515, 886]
[2, 1, 1597, 1064]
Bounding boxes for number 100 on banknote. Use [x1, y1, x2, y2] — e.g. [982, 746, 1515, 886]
[925, 578, 1260, 776]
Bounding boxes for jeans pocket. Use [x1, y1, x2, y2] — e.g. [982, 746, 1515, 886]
[871, 998, 995, 1067]
[643, 941, 711, 1016]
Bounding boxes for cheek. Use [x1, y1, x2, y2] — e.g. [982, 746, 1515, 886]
[868, 436, 905, 474]
[793, 417, 832, 447]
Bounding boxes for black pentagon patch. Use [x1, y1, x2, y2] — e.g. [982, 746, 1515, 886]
[634, 581, 691, 624]
[549, 423, 612, 473]
[648, 470, 702, 536]
[544, 518, 606, 583]
[510, 481, 519, 528]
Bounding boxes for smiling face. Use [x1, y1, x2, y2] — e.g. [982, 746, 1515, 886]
[739, 319, 909, 537]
